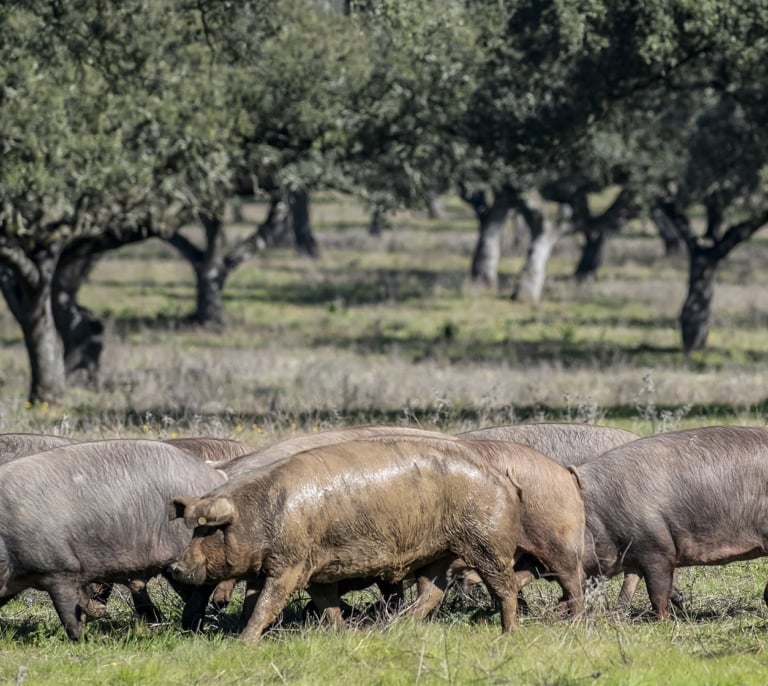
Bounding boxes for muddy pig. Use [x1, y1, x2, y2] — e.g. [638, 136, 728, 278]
[575, 425, 768, 618]
[459, 422, 650, 607]
[169, 436, 524, 641]
[215, 424, 453, 479]
[0, 439, 227, 640]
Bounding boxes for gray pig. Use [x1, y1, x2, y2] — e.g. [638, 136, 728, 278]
[0, 439, 226, 640]
[576, 425, 768, 618]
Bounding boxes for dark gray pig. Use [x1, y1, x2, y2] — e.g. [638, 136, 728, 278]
[576, 425, 768, 618]
[458, 423, 638, 467]
[0, 433, 75, 466]
[0, 439, 227, 640]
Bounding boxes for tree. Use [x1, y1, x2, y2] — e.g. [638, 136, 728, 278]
[0, 1, 232, 401]
[163, 0, 373, 326]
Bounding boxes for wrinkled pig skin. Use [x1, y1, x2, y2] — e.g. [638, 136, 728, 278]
[0, 433, 76, 466]
[163, 437, 259, 462]
[169, 436, 525, 642]
[458, 423, 638, 468]
[459, 423, 652, 609]
[0, 439, 227, 640]
[576, 425, 768, 618]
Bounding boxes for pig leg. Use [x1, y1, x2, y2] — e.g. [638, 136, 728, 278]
[181, 585, 216, 631]
[241, 567, 305, 642]
[640, 558, 675, 619]
[619, 572, 685, 611]
[617, 572, 641, 609]
[128, 580, 162, 623]
[44, 578, 86, 641]
[409, 559, 452, 620]
[306, 583, 345, 628]
[474, 567, 519, 633]
[237, 578, 265, 630]
[211, 579, 237, 612]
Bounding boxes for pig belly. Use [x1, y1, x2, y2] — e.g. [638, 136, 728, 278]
[676, 536, 768, 566]
[309, 544, 446, 584]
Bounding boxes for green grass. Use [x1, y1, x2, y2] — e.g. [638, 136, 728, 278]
[2, 563, 768, 685]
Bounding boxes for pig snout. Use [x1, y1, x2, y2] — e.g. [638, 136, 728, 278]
[167, 561, 196, 584]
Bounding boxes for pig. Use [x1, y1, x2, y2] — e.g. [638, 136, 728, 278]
[213, 426, 584, 623]
[459, 422, 650, 608]
[215, 424, 453, 478]
[458, 423, 638, 467]
[351, 433, 586, 618]
[575, 425, 768, 618]
[0, 433, 76, 466]
[0, 439, 227, 640]
[169, 436, 525, 641]
[163, 437, 259, 462]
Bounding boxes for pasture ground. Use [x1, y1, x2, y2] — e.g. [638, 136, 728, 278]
[0, 195, 767, 684]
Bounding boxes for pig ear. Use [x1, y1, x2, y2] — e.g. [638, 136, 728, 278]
[168, 496, 198, 522]
[194, 497, 236, 528]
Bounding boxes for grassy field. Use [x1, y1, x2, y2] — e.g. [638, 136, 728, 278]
[0, 195, 767, 683]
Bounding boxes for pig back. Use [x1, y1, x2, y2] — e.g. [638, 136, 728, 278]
[219, 425, 453, 480]
[0, 433, 76, 467]
[459, 423, 638, 467]
[220, 436, 522, 578]
[0, 439, 227, 581]
[163, 436, 258, 462]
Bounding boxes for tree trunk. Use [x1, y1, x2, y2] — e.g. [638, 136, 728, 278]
[680, 245, 718, 353]
[290, 189, 319, 257]
[573, 230, 606, 281]
[425, 192, 443, 220]
[368, 205, 387, 236]
[0, 255, 66, 403]
[52, 254, 104, 388]
[512, 194, 571, 304]
[192, 262, 226, 328]
[651, 207, 683, 256]
[465, 189, 513, 289]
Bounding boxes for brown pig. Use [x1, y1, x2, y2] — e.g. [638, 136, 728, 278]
[215, 424, 453, 479]
[575, 425, 768, 618]
[169, 436, 525, 641]
[459, 422, 648, 607]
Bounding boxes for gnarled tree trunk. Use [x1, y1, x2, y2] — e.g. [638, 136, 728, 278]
[463, 186, 515, 289]
[52, 254, 103, 388]
[290, 188, 319, 257]
[512, 192, 572, 304]
[0, 248, 66, 403]
[680, 245, 717, 353]
[651, 206, 683, 256]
